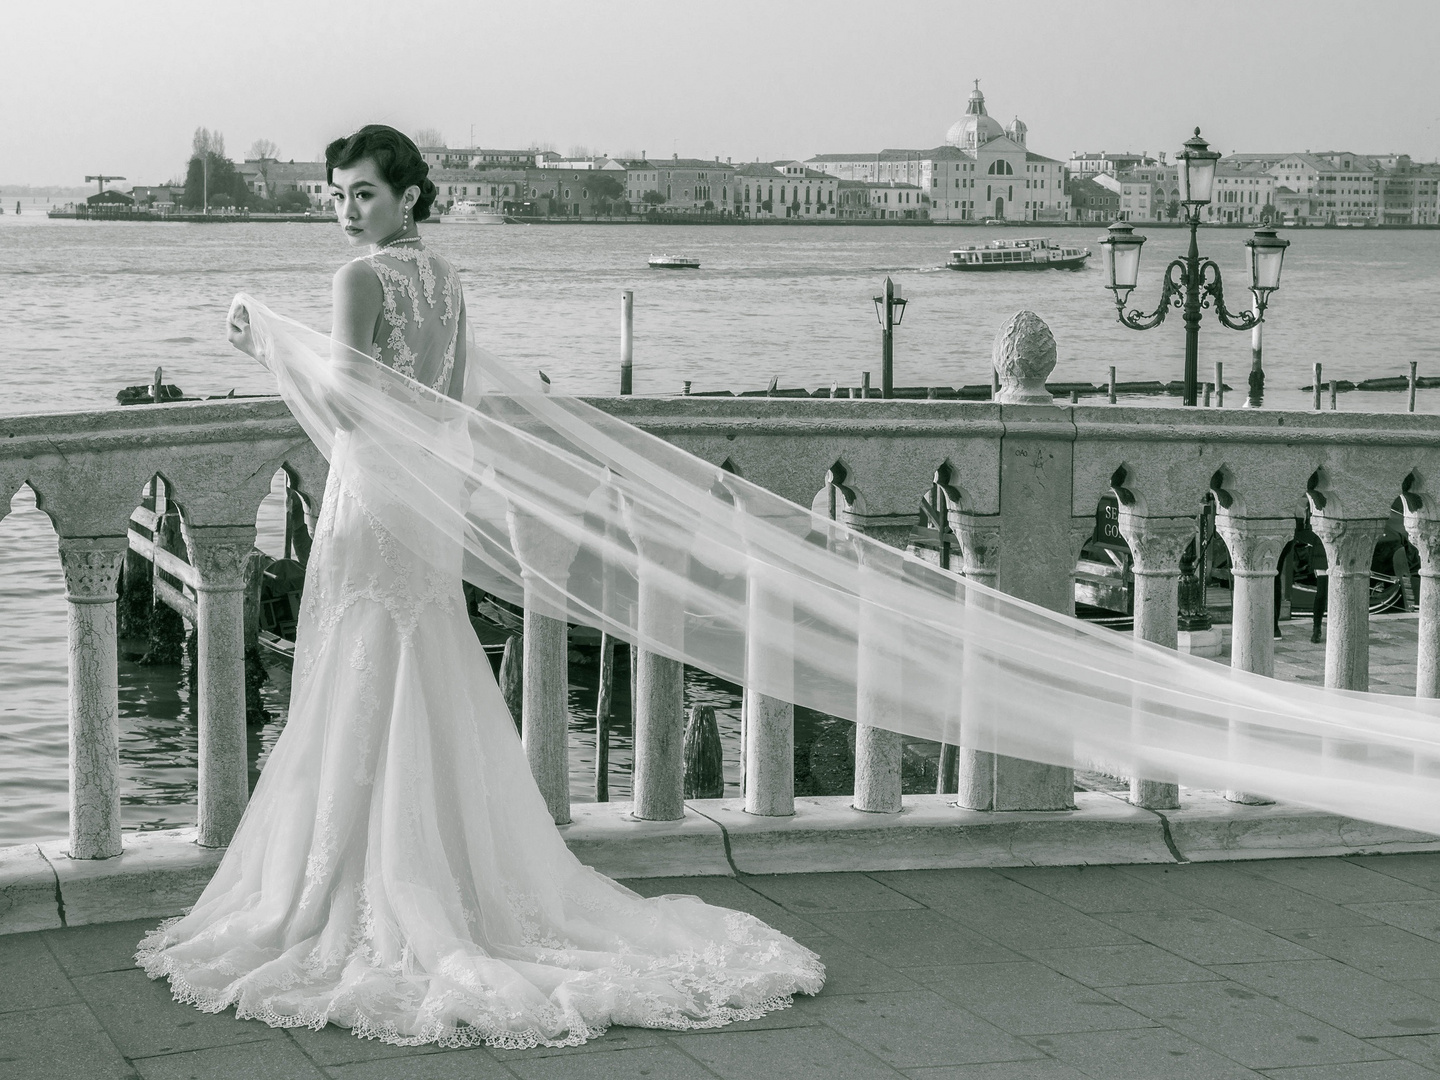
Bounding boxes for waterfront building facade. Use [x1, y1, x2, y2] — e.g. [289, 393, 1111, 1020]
[1205, 161, 1276, 224]
[1095, 160, 1181, 222]
[809, 84, 1067, 222]
[832, 179, 927, 220]
[238, 160, 329, 209]
[1066, 151, 1152, 178]
[1067, 175, 1119, 222]
[419, 146, 537, 171]
[1374, 155, 1440, 225]
[431, 169, 528, 212]
[623, 156, 737, 214]
[731, 162, 838, 219]
[521, 167, 630, 216]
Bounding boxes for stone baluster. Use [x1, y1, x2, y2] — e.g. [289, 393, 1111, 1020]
[848, 522, 912, 814]
[1213, 514, 1292, 803]
[506, 510, 582, 826]
[1116, 510, 1195, 810]
[185, 525, 257, 848]
[1311, 514, 1387, 691]
[57, 537, 128, 860]
[620, 502, 689, 822]
[743, 568, 794, 816]
[949, 511, 1001, 810]
[1406, 513, 1440, 698]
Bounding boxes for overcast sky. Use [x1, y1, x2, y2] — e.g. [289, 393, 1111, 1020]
[5, 0, 1438, 186]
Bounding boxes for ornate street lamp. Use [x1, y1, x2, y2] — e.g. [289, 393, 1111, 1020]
[872, 276, 908, 398]
[1099, 128, 1290, 407]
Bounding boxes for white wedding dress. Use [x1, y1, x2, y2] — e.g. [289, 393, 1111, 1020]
[136, 240, 824, 1049]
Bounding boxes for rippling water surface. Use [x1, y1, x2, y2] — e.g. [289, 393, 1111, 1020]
[3, 215, 1439, 844]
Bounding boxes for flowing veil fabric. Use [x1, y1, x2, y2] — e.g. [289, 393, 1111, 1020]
[139, 285, 1440, 1049]
[232, 294, 1440, 835]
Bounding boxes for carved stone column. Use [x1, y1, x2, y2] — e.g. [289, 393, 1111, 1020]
[743, 569, 794, 817]
[186, 525, 256, 848]
[1116, 510, 1195, 810]
[619, 502, 688, 822]
[1213, 515, 1292, 804]
[1407, 514, 1440, 699]
[847, 526, 910, 814]
[949, 511, 1001, 810]
[1311, 515, 1386, 692]
[507, 509, 581, 826]
[58, 537, 127, 860]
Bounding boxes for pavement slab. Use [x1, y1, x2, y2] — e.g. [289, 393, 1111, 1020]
[0, 1001, 137, 1080]
[1016, 942, 1222, 990]
[1212, 959, 1440, 1038]
[131, 1038, 330, 1080]
[1251, 1060, 1440, 1079]
[1273, 925, 1440, 981]
[1026, 1026, 1267, 1079]
[1092, 907, 1324, 965]
[1243, 858, 1440, 905]
[673, 1024, 908, 1079]
[1367, 1034, 1440, 1073]
[794, 988, 1041, 1068]
[906, 961, 1155, 1036]
[74, 967, 282, 1058]
[0, 925, 81, 1013]
[1102, 980, 1395, 1070]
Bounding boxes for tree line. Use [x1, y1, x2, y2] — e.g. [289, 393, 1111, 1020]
[173, 129, 312, 213]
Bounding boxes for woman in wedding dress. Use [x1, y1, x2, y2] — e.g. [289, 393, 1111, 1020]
[136, 125, 824, 1050]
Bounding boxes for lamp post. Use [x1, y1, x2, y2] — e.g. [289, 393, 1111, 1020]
[872, 276, 908, 399]
[1099, 129, 1290, 407]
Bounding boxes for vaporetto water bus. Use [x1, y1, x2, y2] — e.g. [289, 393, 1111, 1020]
[947, 237, 1090, 271]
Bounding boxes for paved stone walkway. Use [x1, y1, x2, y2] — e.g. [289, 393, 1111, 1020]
[9, 855, 1440, 1078]
[1265, 612, 1421, 696]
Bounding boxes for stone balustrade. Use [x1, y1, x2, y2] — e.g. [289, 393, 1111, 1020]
[6, 355, 1440, 862]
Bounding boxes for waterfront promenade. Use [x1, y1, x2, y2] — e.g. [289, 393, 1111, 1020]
[12, 851, 1440, 1079]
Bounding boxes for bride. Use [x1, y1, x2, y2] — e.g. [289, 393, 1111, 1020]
[135, 125, 824, 1049]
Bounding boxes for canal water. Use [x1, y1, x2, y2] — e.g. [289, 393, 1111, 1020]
[2, 216, 1439, 845]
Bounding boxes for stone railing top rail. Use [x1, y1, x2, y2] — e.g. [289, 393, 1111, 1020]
[5, 395, 1440, 525]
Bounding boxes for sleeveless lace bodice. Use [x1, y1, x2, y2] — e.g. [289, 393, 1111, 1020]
[360, 242, 463, 392]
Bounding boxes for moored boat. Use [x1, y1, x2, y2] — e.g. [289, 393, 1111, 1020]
[437, 199, 506, 225]
[648, 254, 700, 269]
[948, 236, 1089, 271]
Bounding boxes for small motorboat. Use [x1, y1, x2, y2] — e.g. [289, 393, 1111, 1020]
[648, 254, 700, 269]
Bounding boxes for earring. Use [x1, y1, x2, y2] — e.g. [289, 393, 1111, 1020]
[403, 205, 410, 228]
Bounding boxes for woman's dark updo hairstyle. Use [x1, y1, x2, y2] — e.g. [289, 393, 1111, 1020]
[325, 125, 438, 222]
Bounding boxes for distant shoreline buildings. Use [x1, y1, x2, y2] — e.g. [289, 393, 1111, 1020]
[72, 80, 1440, 227]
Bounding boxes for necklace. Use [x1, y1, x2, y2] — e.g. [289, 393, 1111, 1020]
[374, 226, 422, 250]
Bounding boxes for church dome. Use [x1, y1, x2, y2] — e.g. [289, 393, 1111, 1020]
[945, 84, 1005, 150]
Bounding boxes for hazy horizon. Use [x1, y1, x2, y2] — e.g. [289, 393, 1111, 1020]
[4, 0, 1438, 187]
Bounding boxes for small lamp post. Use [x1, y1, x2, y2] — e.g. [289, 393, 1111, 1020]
[873, 276, 908, 399]
[1099, 128, 1290, 407]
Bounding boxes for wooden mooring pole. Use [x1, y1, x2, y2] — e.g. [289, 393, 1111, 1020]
[595, 634, 615, 801]
[620, 290, 633, 395]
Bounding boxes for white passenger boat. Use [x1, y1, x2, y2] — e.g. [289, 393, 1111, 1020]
[648, 254, 700, 269]
[947, 236, 1089, 271]
[437, 199, 506, 225]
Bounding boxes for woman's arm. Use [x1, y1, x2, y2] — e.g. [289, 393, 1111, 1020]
[447, 297, 469, 402]
[331, 259, 383, 364]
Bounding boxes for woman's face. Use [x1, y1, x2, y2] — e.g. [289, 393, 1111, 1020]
[329, 158, 416, 246]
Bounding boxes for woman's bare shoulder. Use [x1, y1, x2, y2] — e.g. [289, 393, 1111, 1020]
[333, 257, 381, 294]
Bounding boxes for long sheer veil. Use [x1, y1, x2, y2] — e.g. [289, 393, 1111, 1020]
[239, 294, 1440, 835]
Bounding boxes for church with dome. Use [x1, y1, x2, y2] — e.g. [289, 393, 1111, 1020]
[808, 82, 1069, 223]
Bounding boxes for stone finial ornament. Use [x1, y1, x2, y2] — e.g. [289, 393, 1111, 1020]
[992, 310, 1057, 405]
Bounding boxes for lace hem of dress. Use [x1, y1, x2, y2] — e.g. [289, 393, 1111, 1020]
[135, 918, 825, 1052]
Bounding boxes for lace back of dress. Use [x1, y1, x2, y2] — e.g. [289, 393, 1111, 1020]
[364, 244, 462, 392]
